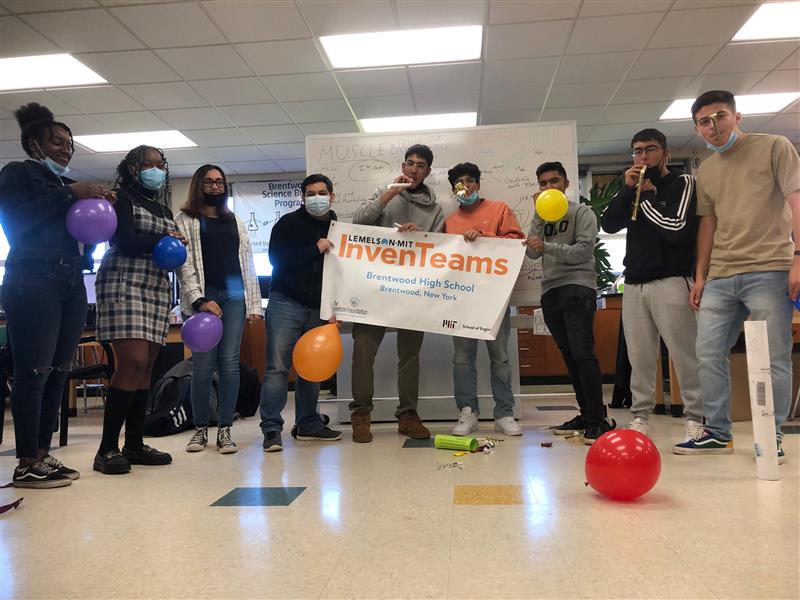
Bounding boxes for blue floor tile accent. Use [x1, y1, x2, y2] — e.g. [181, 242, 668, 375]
[536, 405, 578, 411]
[403, 438, 435, 448]
[211, 487, 306, 507]
[0, 448, 16, 457]
[782, 425, 800, 434]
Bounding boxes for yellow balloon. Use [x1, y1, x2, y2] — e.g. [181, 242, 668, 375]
[535, 189, 569, 222]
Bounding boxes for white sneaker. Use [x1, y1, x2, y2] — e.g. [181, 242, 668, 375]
[684, 419, 704, 442]
[452, 407, 478, 436]
[495, 416, 522, 436]
[627, 417, 650, 436]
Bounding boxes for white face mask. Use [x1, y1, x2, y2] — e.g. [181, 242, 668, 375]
[305, 194, 331, 216]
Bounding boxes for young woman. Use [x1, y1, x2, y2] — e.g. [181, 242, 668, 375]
[0, 103, 109, 488]
[93, 145, 186, 475]
[176, 165, 262, 454]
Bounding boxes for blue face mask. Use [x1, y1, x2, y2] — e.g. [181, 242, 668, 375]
[44, 156, 70, 178]
[139, 167, 166, 190]
[706, 129, 738, 153]
[458, 191, 479, 206]
[305, 195, 331, 216]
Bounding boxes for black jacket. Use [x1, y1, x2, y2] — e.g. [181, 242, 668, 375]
[602, 167, 697, 284]
[268, 206, 337, 308]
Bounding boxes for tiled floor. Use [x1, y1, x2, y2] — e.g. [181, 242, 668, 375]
[0, 389, 798, 599]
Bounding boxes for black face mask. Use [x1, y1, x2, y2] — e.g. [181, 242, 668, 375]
[203, 191, 227, 207]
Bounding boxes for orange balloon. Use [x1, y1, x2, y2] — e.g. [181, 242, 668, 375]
[291, 323, 343, 382]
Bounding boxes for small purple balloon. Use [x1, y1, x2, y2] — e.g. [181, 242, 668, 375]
[181, 313, 223, 353]
[66, 198, 117, 244]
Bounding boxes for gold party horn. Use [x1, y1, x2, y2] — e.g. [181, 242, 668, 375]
[454, 181, 468, 198]
[709, 112, 721, 140]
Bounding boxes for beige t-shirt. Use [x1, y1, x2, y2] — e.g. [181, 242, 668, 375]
[696, 133, 800, 280]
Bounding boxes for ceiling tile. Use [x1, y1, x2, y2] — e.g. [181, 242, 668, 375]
[486, 21, 572, 60]
[73, 50, 180, 85]
[183, 127, 252, 147]
[298, 121, 358, 135]
[546, 82, 618, 108]
[415, 93, 479, 114]
[219, 104, 292, 127]
[587, 122, 651, 142]
[0, 118, 20, 141]
[239, 124, 305, 144]
[672, 0, 758, 8]
[349, 94, 415, 118]
[480, 110, 542, 125]
[579, 0, 671, 18]
[237, 39, 326, 75]
[191, 77, 274, 106]
[580, 140, 631, 155]
[397, 0, 486, 28]
[162, 147, 219, 166]
[282, 99, 352, 123]
[261, 73, 342, 102]
[648, 5, 760, 49]
[650, 119, 698, 137]
[226, 159, 282, 175]
[67, 152, 127, 170]
[485, 57, 559, 89]
[763, 112, 800, 132]
[336, 68, 410, 98]
[202, 0, 309, 43]
[703, 41, 800, 74]
[567, 13, 662, 54]
[734, 115, 778, 130]
[482, 84, 548, 112]
[299, 0, 396, 36]
[748, 70, 800, 94]
[409, 63, 482, 97]
[490, 0, 579, 23]
[0, 16, 60, 58]
[21, 9, 144, 53]
[208, 145, 266, 162]
[0, 90, 82, 117]
[614, 77, 693, 104]
[156, 46, 252, 80]
[539, 105, 606, 126]
[576, 126, 591, 142]
[56, 114, 111, 136]
[682, 71, 768, 97]
[92, 111, 170, 132]
[110, 3, 225, 48]
[258, 142, 306, 160]
[777, 49, 799, 71]
[1, 0, 97, 12]
[155, 107, 232, 130]
[167, 164, 206, 178]
[51, 86, 145, 114]
[629, 45, 721, 79]
[599, 102, 671, 125]
[274, 158, 306, 172]
[121, 82, 208, 110]
[555, 51, 638, 84]
[0, 140, 28, 159]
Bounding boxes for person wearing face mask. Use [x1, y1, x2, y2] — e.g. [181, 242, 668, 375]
[259, 174, 342, 453]
[93, 145, 187, 475]
[603, 129, 704, 448]
[674, 91, 800, 462]
[441, 162, 525, 436]
[175, 165, 262, 454]
[0, 103, 110, 488]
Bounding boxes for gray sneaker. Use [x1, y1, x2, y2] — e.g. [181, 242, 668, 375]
[263, 431, 283, 453]
[216, 426, 238, 454]
[186, 427, 208, 452]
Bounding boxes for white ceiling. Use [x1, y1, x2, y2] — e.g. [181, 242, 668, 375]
[0, 0, 797, 181]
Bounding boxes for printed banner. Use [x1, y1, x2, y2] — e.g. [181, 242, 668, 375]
[231, 180, 302, 254]
[320, 222, 526, 340]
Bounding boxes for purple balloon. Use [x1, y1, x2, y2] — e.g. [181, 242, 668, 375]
[66, 198, 117, 244]
[181, 313, 223, 353]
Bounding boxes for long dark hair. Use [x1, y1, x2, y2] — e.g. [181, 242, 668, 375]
[180, 164, 233, 220]
[14, 102, 74, 158]
[114, 145, 171, 206]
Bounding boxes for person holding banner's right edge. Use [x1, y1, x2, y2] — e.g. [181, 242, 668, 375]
[674, 90, 800, 463]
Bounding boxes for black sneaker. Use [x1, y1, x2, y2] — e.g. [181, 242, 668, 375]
[295, 426, 343, 441]
[13, 462, 72, 488]
[263, 431, 283, 452]
[42, 454, 80, 480]
[583, 418, 617, 445]
[122, 445, 172, 465]
[550, 415, 586, 436]
[93, 450, 131, 475]
[291, 413, 331, 439]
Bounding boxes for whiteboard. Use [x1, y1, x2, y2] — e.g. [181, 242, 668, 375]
[305, 121, 578, 305]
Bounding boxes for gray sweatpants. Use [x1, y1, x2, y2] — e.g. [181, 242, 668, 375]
[622, 276, 703, 422]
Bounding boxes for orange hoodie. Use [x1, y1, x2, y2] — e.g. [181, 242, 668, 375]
[444, 198, 524, 239]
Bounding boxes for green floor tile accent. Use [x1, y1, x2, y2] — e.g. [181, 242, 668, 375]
[211, 487, 306, 507]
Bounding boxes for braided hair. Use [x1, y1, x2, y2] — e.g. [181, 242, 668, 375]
[14, 102, 74, 158]
[114, 144, 171, 206]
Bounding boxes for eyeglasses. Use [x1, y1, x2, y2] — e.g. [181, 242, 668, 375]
[202, 178, 225, 188]
[455, 177, 477, 186]
[631, 145, 662, 157]
[403, 160, 428, 171]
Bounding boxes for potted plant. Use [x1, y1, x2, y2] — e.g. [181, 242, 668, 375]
[580, 177, 621, 291]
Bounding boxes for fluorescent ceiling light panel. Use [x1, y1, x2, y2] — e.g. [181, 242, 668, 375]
[360, 112, 477, 133]
[74, 130, 197, 152]
[320, 26, 482, 69]
[732, 2, 800, 41]
[0, 54, 107, 91]
[659, 92, 800, 120]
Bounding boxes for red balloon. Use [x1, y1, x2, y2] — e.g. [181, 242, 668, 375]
[585, 429, 661, 501]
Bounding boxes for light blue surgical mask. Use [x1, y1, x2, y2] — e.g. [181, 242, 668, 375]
[458, 191, 479, 206]
[44, 156, 69, 178]
[706, 129, 738, 153]
[139, 167, 166, 190]
[305, 195, 331, 216]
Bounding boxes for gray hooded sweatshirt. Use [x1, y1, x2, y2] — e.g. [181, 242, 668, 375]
[526, 202, 597, 294]
[352, 185, 445, 233]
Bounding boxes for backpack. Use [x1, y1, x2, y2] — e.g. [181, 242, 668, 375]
[236, 362, 261, 418]
[144, 359, 219, 437]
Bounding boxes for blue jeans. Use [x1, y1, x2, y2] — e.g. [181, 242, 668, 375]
[2, 258, 87, 459]
[259, 291, 326, 434]
[190, 279, 246, 428]
[696, 271, 792, 440]
[453, 307, 515, 418]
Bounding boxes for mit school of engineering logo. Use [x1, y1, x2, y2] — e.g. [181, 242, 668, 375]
[442, 319, 458, 329]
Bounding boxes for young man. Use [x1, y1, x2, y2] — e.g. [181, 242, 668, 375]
[525, 161, 614, 444]
[674, 90, 800, 462]
[259, 174, 342, 452]
[603, 129, 704, 446]
[443, 162, 525, 436]
[349, 144, 445, 443]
